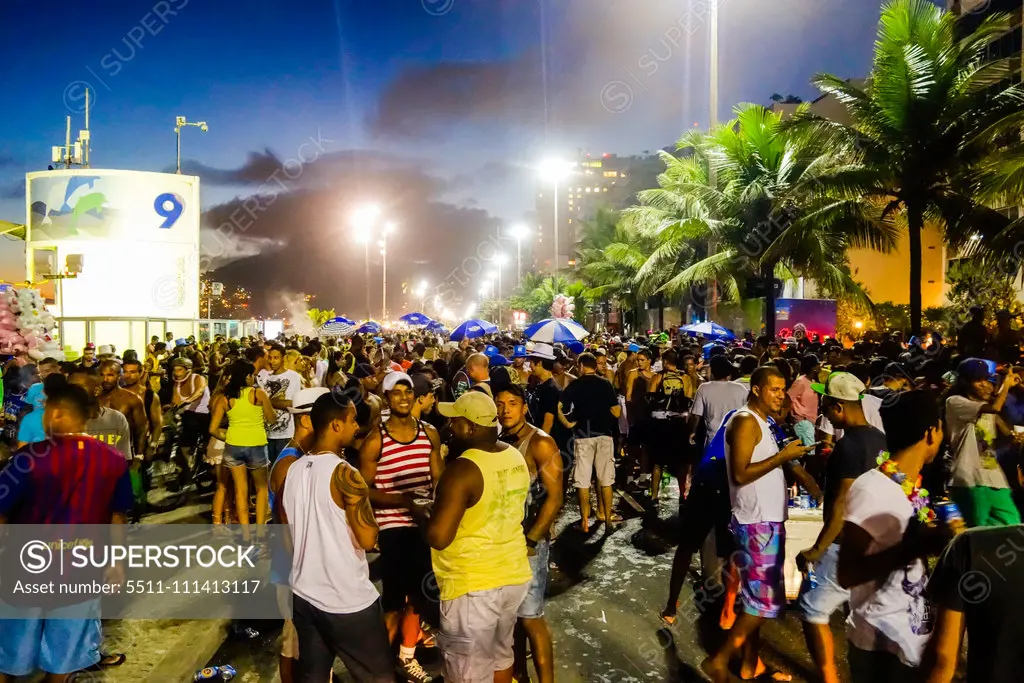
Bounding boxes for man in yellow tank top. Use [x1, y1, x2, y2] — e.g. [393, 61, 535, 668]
[427, 391, 532, 683]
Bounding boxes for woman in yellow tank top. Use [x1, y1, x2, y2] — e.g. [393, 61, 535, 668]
[208, 360, 276, 541]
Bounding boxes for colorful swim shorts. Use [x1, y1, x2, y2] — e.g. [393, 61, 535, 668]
[730, 518, 786, 619]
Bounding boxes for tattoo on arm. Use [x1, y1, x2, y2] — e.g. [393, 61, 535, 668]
[333, 465, 378, 530]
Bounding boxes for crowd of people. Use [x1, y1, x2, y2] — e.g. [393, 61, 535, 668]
[0, 307, 1022, 681]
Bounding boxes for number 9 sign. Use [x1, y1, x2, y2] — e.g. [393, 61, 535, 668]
[154, 193, 184, 229]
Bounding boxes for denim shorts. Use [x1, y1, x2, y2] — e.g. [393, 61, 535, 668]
[224, 444, 270, 469]
[517, 539, 550, 619]
[0, 600, 102, 676]
[795, 543, 850, 624]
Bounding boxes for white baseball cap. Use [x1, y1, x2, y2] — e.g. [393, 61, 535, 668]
[811, 372, 865, 401]
[382, 371, 414, 392]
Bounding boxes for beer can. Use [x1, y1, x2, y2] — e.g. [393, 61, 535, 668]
[934, 500, 964, 526]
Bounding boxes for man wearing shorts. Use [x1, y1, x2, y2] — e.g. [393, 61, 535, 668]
[0, 377, 134, 680]
[701, 366, 813, 683]
[170, 357, 210, 490]
[497, 385, 562, 683]
[269, 387, 329, 683]
[559, 353, 620, 532]
[427, 392, 532, 683]
[359, 372, 443, 683]
[796, 372, 886, 683]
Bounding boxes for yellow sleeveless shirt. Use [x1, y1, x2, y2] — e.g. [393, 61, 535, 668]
[431, 444, 533, 601]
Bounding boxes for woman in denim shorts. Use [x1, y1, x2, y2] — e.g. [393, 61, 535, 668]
[208, 360, 277, 542]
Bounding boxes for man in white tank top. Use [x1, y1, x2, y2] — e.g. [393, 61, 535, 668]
[277, 392, 393, 683]
[702, 366, 815, 683]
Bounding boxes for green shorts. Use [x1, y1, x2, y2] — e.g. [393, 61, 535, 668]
[949, 486, 1022, 527]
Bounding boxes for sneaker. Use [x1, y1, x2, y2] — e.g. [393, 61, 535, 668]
[397, 657, 434, 683]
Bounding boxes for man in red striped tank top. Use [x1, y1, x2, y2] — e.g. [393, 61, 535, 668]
[359, 372, 444, 683]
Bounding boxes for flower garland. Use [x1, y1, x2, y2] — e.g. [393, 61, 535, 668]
[877, 451, 936, 524]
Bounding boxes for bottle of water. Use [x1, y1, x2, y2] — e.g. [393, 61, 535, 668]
[806, 562, 818, 590]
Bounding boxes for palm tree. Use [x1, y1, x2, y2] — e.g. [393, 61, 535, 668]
[631, 104, 896, 336]
[788, 0, 1024, 334]
[306, 308, 336, 328]
[576, 209, 655, 328]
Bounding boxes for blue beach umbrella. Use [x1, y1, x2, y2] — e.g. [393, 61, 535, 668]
[524, 318, 589, 344]
[450, 319, 497, 341]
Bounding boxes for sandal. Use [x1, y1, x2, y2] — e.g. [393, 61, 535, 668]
[98, 652, 126, 667]
[659, 600, 679, 626]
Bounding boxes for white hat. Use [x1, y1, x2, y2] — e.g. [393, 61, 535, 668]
[382, 371, 414, 392]
[288, 387, 330, 413]
[528, 342, 556, 360]
[811, 372, 865, 401]
[97, 345, 114, 356]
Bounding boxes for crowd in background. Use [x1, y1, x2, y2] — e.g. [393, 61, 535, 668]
[0, 304, 1022, 681]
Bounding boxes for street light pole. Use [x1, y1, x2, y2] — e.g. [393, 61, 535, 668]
[708, 0, 719, 321]
[364, 241, 370, 320]
[381, 222, 396, 322]
[381, 232, 388, 322]
[552, 180, 559, 278]
[174, 116, 208, 174]
[516, 234, 522, 287]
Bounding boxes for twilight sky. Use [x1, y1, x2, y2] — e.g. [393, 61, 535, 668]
[0, 0, 887, 316]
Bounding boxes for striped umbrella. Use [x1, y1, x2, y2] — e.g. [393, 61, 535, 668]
[318, 316, 356, 337]
[523, 318, 589, 344]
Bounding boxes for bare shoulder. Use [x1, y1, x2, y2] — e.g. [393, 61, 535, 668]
[529, 429, 558, 457]
[270, 454, 299, 493]
[422, 421, 441, 445]
[332, 461, 370, 498]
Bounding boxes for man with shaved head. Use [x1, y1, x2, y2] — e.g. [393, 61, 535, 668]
[98, 359, 148, 457]
[465, 352, 493, 398]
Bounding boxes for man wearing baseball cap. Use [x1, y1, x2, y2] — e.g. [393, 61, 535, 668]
[945, 358, 1023, 527]
[360, 372, 442, 683]
[427, 392, 532, 683]
[527, 343, 560, 437]
[796, 372, 887, 683]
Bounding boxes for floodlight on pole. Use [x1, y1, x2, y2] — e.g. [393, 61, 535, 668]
[537, 159, 571, 277]
[381, 221, 397, 322]
[510, 223, 529, 287]
[175, 116, 208, 174]
[351, 203, 382, 320]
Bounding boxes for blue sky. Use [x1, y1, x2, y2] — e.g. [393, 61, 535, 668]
[0, 0, 886, 312]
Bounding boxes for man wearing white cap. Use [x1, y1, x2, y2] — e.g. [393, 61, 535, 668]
[268, 386, 330, 683]
[427, 392, 532, 683]
[796, 372, 886, 683]
[527, 343, 560, 435]
[360, 372, 442, 683]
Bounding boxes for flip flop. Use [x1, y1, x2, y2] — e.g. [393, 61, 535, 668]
[659, 610, 676, 626]
[98, 652, 126, 668]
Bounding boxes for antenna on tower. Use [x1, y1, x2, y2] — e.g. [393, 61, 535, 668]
[51, 88, 91, 169]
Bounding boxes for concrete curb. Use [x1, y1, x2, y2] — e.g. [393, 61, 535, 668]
[101, 617, 230, 682]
